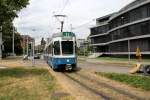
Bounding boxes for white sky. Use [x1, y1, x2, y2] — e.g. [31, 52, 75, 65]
[13, 0, 135, 45]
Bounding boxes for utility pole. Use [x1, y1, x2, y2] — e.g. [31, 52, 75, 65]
[12, 27, 15, 56]
[128, 40, 131, 63]
[27, 36, 29, 56]
[54, 15, 66, 32]
[70, 24, 73, 32]
[0, 26, 2, 60]
[61, 21, 64, 32]
[23, 37, 25, 56]
[32, 39, 35, 67]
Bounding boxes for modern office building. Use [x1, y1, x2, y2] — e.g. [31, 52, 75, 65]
[90, 13, 114, 53]
[90, 0, 150, 56]
[77, 39, 86, 49]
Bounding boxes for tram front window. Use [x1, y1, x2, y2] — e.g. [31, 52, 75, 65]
[62, 41, 73, 55]
[53, 41, 60, 55]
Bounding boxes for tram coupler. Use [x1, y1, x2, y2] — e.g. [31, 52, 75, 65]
[65, 64, 72, 71]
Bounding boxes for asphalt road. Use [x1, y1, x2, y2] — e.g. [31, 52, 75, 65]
[78, 61, 131, 73]
[25, 59, 131, 74]
[1, 58, 132, 74]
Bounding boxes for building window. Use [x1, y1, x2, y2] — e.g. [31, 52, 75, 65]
[141, 22, 149, 35]
[110, 3, 150, 29]
[147, 3, 150, 17]
[110, 20, 150, 41]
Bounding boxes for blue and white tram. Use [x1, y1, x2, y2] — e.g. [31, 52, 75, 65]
[44, 32, 77, 71]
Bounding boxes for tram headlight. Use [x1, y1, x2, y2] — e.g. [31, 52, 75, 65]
[67, 59, 70, 62]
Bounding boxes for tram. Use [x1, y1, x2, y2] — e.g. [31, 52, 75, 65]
[44, 32, 77, 71]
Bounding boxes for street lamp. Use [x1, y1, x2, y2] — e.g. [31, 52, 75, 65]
[54, 15, 66, 32]
[31, 29, 36, 67]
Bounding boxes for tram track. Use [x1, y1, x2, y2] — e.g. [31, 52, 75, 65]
[46, 60, 147, 100]
[76, 72, 146, 100]
[63, 71, 145, 100]
[63, 72, 111, 100]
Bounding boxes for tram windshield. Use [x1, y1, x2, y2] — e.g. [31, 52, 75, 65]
[61, 41, 73, 55]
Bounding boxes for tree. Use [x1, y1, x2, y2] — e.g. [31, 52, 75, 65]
[14, 33, 23, 55]
[2, 21, 23, 55]
[41, 38, 46, 45]
[40, 38, 46, 52]
[0, 0, 29, 25]
[0, 0, 29, 57]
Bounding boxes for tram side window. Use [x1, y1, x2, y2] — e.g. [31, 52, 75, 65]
[48, 45, 52, 54]
[53, 41, 60, 55]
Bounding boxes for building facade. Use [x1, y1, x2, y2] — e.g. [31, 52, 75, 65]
[77, 39, 86, 49]
[90, 14, 114, 53]
[21, 35, 34, 56]
[90, 0, 150, 55]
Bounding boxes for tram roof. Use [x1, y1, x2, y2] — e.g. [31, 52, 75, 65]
[52, 32, 62, 38]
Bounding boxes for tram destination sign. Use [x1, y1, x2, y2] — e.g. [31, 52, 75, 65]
[62, 32, 74, 40]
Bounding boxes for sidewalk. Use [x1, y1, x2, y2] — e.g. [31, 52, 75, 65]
[0, 57, 45, 68]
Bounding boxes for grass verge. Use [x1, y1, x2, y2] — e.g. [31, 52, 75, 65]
[0, 67, 70, 100]
[96, 72, 150, 91]
[96, 57, 150, 64]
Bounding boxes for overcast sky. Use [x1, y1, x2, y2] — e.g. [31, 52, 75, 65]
[13, 0, 135, 44]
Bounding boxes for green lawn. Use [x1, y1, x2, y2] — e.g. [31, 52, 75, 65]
[0, 67, 67, 100]
[96, 72, 150, 91]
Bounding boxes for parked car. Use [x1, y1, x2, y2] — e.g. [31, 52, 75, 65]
[23, 55, 28, 60]
[34, 54, 40, 59]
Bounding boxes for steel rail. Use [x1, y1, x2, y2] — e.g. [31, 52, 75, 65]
[63, 72, 111, 100]
[74, 72, 145, 100]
